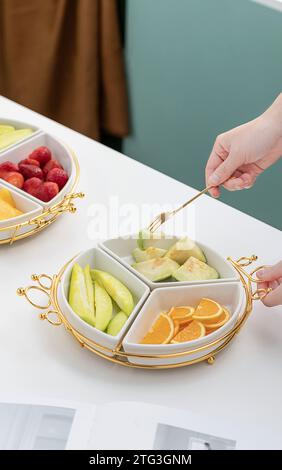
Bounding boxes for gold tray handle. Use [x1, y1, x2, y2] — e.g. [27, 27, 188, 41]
[27, 192, 85, 230]
[17, 272, 62, 326]
[228, 255, 272, 302]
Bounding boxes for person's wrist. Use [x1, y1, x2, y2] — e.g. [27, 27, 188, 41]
[262, 93, 282, 139]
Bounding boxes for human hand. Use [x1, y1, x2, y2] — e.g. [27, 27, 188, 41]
[256, 261, 282, 307]
[206, 94, 282, 197]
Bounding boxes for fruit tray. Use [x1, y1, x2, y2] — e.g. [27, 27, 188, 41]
[0, 118, 84, 245]
[17, 235, 270, 369]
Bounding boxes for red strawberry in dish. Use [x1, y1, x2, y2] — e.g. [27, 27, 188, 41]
[23, 177, 43, 196]
[0, 161, 19, 173]
[46, 168, 68, 190]
[19, 158, 40, 167]
[43, 159, 62, 176]
[29, 146, 52, 167]
[18, 163, 44, 180]
[35, 182, 59, 202]
[3, 172, 24, 189]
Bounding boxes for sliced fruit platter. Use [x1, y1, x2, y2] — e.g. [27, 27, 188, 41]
[0, 118, 83, 244]
[18, 233, 264, 368]
[100, 231, 238, 288]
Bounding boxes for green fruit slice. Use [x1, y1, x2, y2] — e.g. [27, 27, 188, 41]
[137, 229, 166, 250]
[0, 125, 15, 135]
[91, 270, 134, 316]
[132, 246, 167, 263]
[165, 236, 206, 265]
[94, 281, 113, 331]
[173, 256, 219, 282]
[132, 258, 179, 282]
[84, 264, 95, 319]
[68, 263, 95, 326]
[106, 311, 128, 336]
[0, 128, 33, 150]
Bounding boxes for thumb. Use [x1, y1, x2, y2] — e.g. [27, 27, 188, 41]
[256, 261, 282, 282]
[261, 283, 282, 307]
[208, 153, 241, 186]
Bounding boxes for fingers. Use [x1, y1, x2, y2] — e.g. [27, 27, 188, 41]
[223, 172, 256, 191]
[260, 283, 282, 307]
[256, 261, 282, 282]
[208, 152, 242, 187]
[205, 148, 225, 198]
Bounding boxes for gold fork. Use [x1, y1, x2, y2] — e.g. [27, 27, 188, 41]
[147, 185, 213, 233]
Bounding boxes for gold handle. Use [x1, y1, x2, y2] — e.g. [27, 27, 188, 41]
[17, 272, 62, 325]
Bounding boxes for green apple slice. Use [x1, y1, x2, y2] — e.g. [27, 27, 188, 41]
[91, 270, 134, 316]
[94, 281, 113, 331]
[68, 263, 95, 326]
[106, 311, 128, 336]
[0, 128, 33, 150]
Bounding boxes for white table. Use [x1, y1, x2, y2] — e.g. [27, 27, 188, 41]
[0, 96, 281, 449]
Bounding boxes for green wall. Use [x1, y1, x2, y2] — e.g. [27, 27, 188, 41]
[124, 0, 282, 230]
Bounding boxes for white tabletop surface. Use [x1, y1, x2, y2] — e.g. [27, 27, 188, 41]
[0, 96, 281, 449]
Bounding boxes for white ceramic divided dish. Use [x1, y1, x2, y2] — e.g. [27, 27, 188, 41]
[123, 282, 244, 366]
[57, 247, 150, 356]
[0, 118, 40, 153]
[100, 234, 239, 289]
[0, 132, 75, 209]
[0, 182, 42, 240]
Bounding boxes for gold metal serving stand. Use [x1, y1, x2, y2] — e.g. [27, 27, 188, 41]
[0, 149, 84, 245]
[17, 255, 270, 369]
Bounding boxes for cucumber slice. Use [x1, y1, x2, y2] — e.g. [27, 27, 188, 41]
[107, 311, 128, 336]
[173, 256, 219, 282]
[91, 270, 134, 316]
[132, 258, 179, 282]
[166, 236, 206, 264]
[94, 281, 113, 331]
[132, 246, 167, 263]
[68, 263, 95, 326]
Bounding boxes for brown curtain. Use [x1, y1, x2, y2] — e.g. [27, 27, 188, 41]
[0, 0, 129, 140]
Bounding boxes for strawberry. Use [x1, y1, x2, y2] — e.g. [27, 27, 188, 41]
[0, 161, 19, 173]
[3, 172, 24, 189]
[18, 158, 40, 167]
[29, 146, 52, 167]
[23, 177, 43, 196]
[43, 159, 62, 176]
[46, 168, 68, 189]
[18, 163, 44, 180]
[35, 182, 59, 202]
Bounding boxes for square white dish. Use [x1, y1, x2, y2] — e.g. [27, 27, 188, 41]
[57, 247, 150, 356]
[0, 118, 40, 153]
[0, 182, 42, 240]
[99, 234, 239, 289]
[123, 281, 244, 366]
[0, 132, 75, 209]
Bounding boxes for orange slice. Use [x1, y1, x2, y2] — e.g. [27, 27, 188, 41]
[168, 305, 194, 324]
[192, 298, 223, 321]
[201, 307, 230, 330]
[173, 320, 180, 336]
[171, 320, 206, 343]
[140, 313, 174, 344]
